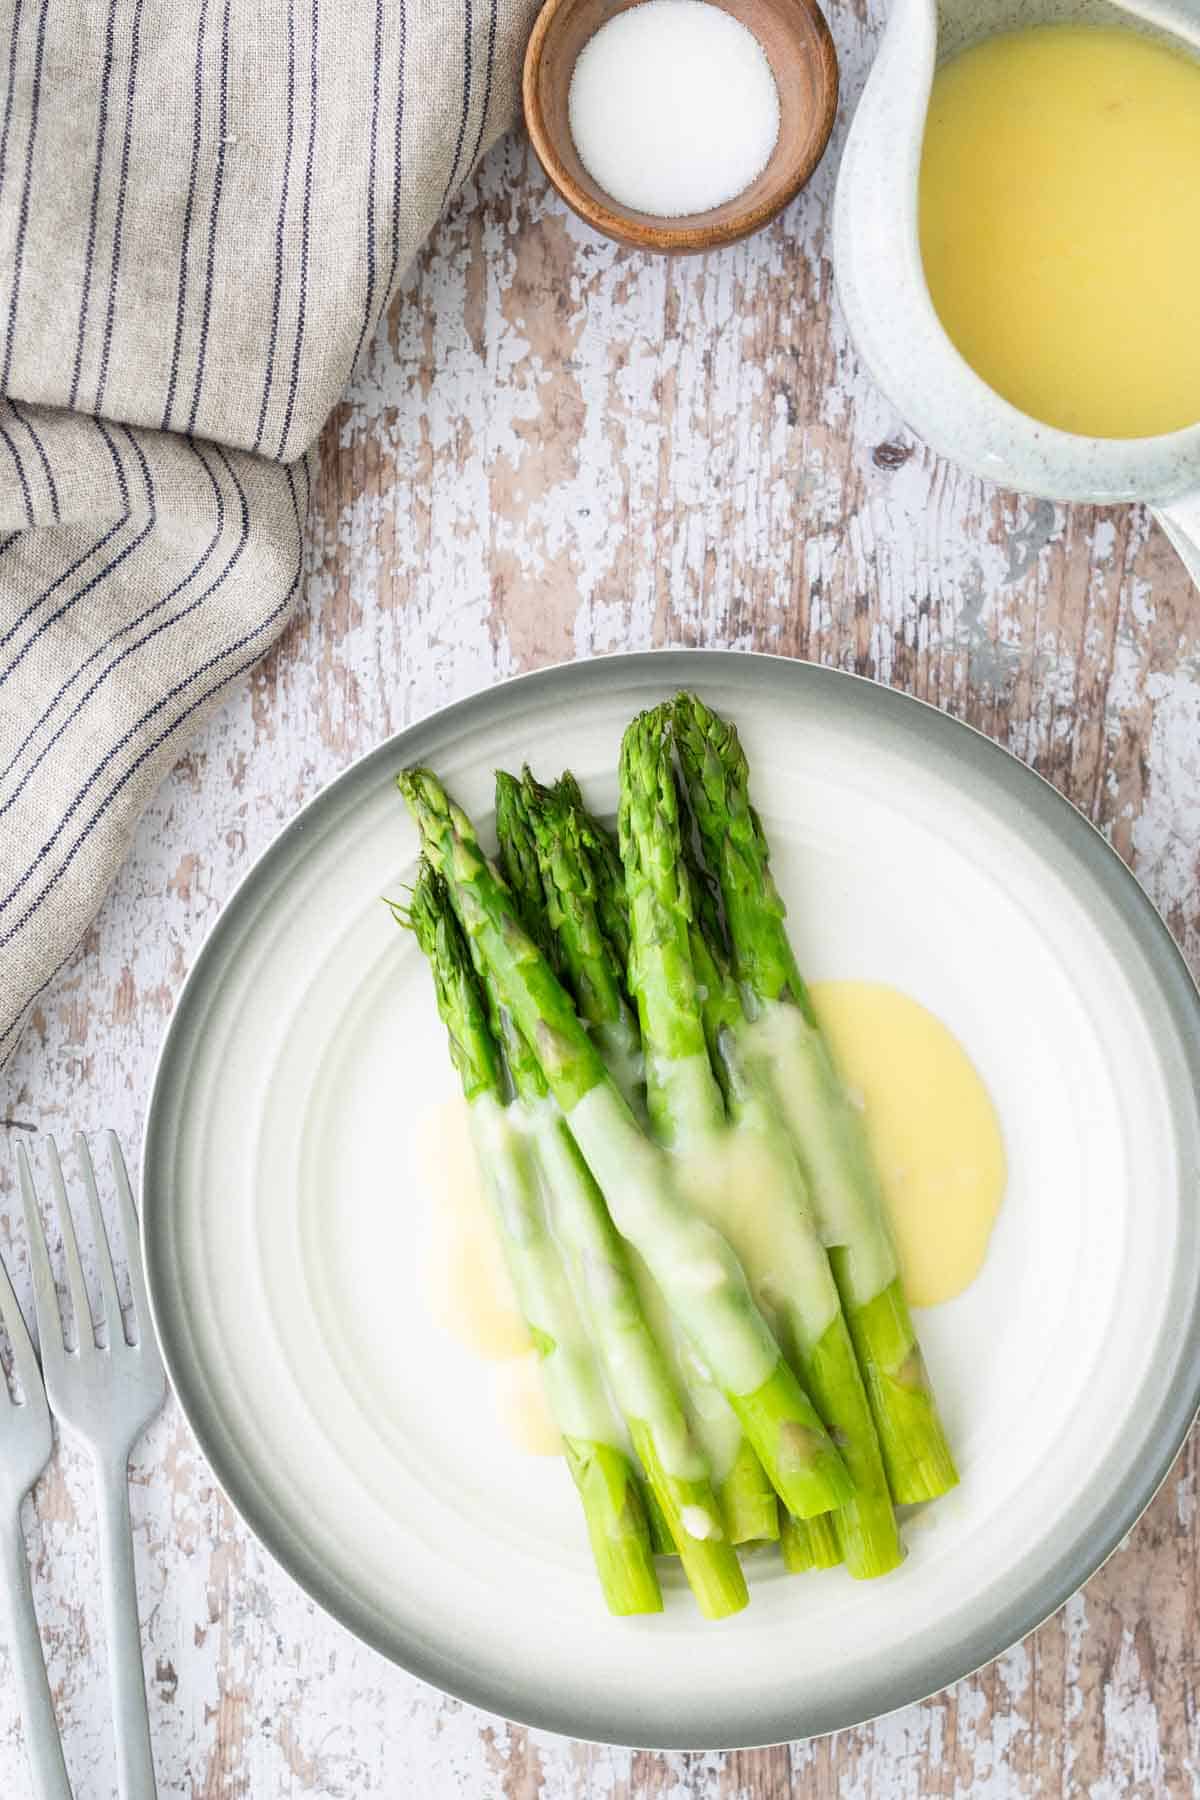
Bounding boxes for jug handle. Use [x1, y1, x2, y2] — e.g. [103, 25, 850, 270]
[1151, 491, 1200, 593]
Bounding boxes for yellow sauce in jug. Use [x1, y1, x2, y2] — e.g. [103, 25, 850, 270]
[919, 25, 1200, 438]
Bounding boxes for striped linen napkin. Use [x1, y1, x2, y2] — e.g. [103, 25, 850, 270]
[0, 0, 538, 1068]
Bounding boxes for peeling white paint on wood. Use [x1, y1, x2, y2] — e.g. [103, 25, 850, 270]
[3, 0, 1199, 1788]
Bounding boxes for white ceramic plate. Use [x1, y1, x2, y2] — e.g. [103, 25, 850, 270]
[142, 652, 1200, 1749]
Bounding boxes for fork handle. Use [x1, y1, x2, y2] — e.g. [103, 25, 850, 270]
[0, 1510, 73, 1800]
[94, 1454, 157, 1800]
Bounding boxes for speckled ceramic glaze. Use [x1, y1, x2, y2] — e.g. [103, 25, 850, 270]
[833, 0, 1200, 590]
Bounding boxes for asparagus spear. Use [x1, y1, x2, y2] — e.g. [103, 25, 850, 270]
[398, 768, 853, 1521]
[495, 769, 560, 963]
[626, 1242, 779, 1546]
[464, 799, 749, 1614]
[618, 706, 838, 1569]
[554, 771, 632, 976]
[500, 768, 778, 1545]
[675, 783, 840, 1572]
[641, 1478, 677, 1557]
[673, 692, 958, 1505]
[677, 777, 903, 1578]
[511, 770, 644, 1112]
[780, 1509, 842, 1572]
[528, 1101, 748, 1616]
[615, 709, 857, 1529]
[397, 866, 661, 1615]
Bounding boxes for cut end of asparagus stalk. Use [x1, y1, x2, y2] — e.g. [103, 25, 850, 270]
[802, 1312, 905, 1579]
[872, 1358, 961, 1505]
[717, 1436, 781, 1545]
[834, 1266, 960, 1505]
[629, 1421, 749, 1619]
[563, 1437, 664, 1616]
[780, 1510, 842, 1574]
[831, 1475, 906, 1578]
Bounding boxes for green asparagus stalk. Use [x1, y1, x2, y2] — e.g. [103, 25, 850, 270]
[617, 711, 732, 1149]
[717, 1439, 781, 1544]
[398, 768, 853, 1521]
[470, 797, 750, 1613]
[625, 1242, 779, 1545]
[640, 1477, 676, 1556]
[495, 769, 560, 963]
[677, 776, 903, 1578]
[614, 709, 854, 1524]
[677, 790, 840, 1572]
[619, 706, 843, 1569]
[673, 692, 958, 1505]
[554, 771, 633, 976]
[510, 770, 645, 1111]
[502, 768, 778, 1545]
[397, 866, 661, 1615]
[780, 1510, 843, 1572]
[528, 1102, 748, 1616]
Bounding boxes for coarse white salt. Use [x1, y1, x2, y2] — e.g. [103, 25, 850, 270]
[567, 0, 781, 220]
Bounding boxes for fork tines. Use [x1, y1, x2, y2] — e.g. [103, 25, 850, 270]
[15, 1134, 162, 1376]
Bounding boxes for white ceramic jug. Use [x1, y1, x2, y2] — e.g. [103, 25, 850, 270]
[833, 0, 1200, 590]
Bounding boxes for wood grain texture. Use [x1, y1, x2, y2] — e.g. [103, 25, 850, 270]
[3, 1, 1199, 1791]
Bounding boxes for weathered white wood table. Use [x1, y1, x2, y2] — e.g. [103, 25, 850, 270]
[3, 4, 1198, 1790]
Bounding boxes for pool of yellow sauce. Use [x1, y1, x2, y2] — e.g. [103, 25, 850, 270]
[418, 1102, 562, 1455]
[919, 24, 1200, 439]
[808, 981, 1006, 1309]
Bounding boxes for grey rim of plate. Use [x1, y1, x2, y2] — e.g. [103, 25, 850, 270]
[141, 649, 1200, 1750]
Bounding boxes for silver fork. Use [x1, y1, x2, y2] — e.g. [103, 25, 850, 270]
[0, 1239, 73, 1800]
[17, 1133, 166, 1800]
